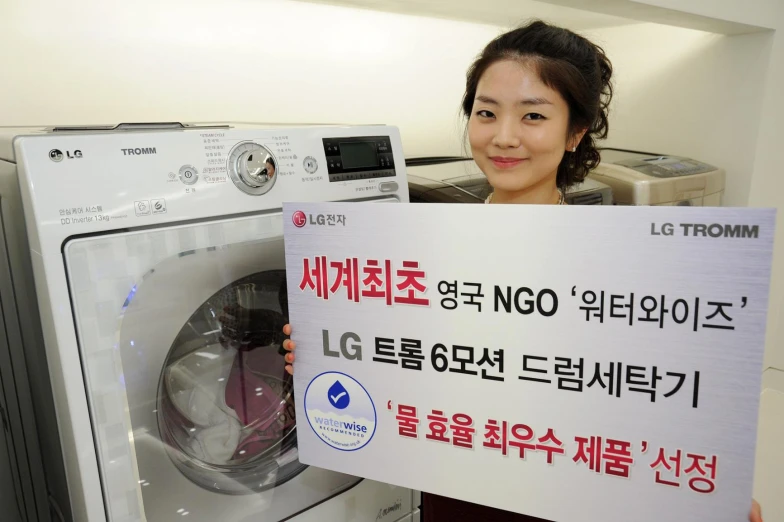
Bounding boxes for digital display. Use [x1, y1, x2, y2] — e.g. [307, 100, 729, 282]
[340, 141, 378, 170]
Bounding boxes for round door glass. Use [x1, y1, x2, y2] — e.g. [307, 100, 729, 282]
[156, 270, 305, 494]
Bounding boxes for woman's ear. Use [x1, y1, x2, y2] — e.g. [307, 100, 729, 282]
[567, 128, 588, 151]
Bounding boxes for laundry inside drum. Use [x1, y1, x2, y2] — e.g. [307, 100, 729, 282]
[156, 271, 305, 494]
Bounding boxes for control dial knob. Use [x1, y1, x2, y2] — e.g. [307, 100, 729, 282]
[227, 142, 278, 195]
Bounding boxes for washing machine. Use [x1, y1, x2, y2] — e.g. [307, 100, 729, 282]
[0, 122, 418, 522]
[406, 157, 613, 205]
[588, 148, 726, 206]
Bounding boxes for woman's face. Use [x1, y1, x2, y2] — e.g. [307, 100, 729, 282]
[468, 59, 574, 195]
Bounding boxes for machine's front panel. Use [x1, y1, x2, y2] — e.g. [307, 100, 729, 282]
[15, 125, 409, 248]
[63, 214, 363, 521]
[13, 124, 412, 521]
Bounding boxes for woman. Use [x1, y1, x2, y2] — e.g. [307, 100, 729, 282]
[281, 19, 764, 522]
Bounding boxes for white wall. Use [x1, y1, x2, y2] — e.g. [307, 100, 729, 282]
[2, 0, 770, 210]
[0, 0, 503, 157]
[633, 0, 781, 31]
[739, 19, 784, 522]
[635, 0, 784, 378]
[590, 2, 784, 519]
[582, 23, 772, 208]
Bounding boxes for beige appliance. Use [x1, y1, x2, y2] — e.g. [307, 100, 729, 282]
[588, 149, 725, 206]
[406, 157, 613, 205]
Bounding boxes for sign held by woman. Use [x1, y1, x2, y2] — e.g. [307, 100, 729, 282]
[283, 201, 775, 522]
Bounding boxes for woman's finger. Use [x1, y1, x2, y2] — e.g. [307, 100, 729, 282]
[282, 339, 296, 352]
[750, 499, 763, 522]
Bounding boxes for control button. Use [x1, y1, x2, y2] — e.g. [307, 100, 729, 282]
[237, 148, 274, 187]
[179, 165, 198, 185]
[328, 160, 336, 169]
[378, 181, 398, 193]
[134, 200, 151, 216]
[336, 161, 342, 169]
[151, 198, 167, 214]
[226, 142, 278, 196]
[378, 146, 390, 153]
[304, 156, 318, 174]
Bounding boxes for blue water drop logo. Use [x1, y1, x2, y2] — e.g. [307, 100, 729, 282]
[327, 380, 350, 410]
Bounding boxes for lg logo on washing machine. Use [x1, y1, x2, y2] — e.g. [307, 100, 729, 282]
[304, 371, 377, 451]
[292, 211, 346, 228]
[48, 149, 83, 162]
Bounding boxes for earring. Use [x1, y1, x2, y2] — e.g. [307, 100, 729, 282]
[571, 146, 576, 152]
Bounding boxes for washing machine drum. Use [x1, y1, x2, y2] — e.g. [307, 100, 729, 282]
[157, 270, 303, 494]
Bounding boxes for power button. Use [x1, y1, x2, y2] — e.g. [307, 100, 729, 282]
[179, 165, 198, 185]
[378, 181, 398, 193]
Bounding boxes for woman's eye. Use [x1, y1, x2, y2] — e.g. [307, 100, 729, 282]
[524, 113, 545, 120]
[476, 110, 495, 119]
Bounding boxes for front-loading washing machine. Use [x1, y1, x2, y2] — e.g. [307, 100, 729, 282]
[0, 122, 419, 522]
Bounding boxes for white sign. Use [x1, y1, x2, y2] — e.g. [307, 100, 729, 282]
[283, 202, 776, 522]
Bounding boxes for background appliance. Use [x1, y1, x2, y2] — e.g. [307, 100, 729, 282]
[587, 148, 726, 206]
[0, 122, 418, 522]
[405, 157, 613, 205]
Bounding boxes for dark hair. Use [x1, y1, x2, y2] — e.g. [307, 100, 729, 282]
[462, 19, 613, 190]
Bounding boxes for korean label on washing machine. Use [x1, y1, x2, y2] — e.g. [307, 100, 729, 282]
[283, 202, 776, 522]
[57, 204, 114, 225]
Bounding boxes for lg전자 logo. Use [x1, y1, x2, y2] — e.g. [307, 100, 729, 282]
[304, 371, 377, 451]
[292, 210, 307, 228]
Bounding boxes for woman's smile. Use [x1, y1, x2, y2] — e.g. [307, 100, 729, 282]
[489, 156, 528, 169]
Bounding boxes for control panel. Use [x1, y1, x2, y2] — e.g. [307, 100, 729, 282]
[607, 153, 718, 179]
[322, 136, 396, 182]
[12, 123, 409, 236]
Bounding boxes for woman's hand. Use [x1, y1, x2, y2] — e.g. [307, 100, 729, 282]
[282, 324, 296, 375]
[749, 499, 762, 522]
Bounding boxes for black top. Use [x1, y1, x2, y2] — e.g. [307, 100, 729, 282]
[423, 493, 554, 522]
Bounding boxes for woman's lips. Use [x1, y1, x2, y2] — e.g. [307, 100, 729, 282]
[490, 157, 527, 169]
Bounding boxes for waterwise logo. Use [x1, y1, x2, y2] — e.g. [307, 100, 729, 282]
[292, 210, 307, 228]
[304, 371, 376, 451]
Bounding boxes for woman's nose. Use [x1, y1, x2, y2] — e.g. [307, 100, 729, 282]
[492, 119, 521, 149]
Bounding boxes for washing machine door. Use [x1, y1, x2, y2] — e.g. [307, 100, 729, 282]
[63, 212, 361, 522]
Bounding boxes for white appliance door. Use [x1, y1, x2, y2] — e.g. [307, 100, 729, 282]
[63, 211, 365, 522]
